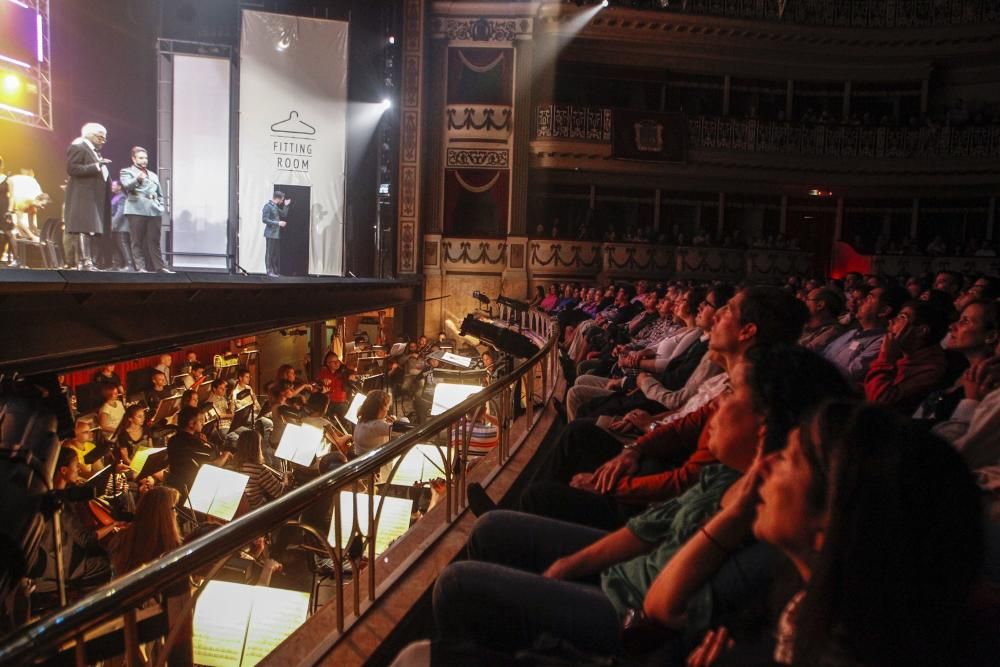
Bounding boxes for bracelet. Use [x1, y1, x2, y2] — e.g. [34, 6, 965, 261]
[700, 526, 732, 555]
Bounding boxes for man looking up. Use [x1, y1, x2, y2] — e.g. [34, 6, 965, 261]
[825, 284, 907, 387]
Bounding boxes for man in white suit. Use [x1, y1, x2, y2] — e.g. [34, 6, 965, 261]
[119, 146, 171, 273]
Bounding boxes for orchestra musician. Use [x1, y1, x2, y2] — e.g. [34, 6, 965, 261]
[165, 406, 232, 500]
[232, 368, 261, 413]
[97, 385, 126, 443]
[109, 486, 182, 578]
[63, 417, 100, 478]
[301, 391, 351, 466]
[116, 404, 150, 469]
[144, 370, 173, 414]
[233, 431, 288, 510]
[207, 379, 235, 433]
[154, 354, 172, 384]
[317, 352, 357, 419]
[275, 364, 314, 409]
[37, 448, 122, 594]
[353, 390, 395, 457]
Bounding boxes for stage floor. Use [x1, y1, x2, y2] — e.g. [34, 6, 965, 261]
[0, 269, 423, 375]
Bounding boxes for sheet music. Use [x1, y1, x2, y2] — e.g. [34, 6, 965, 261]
[430, 383, 482, 416]
[274, 422, 324, 466]
[241, 586, 310, 664]
[192, 581, 253, 667]
[193, 581, 309, 667]
[329, 492, 414, 556]
[388, 444, 446, 486]
[441, 351, 473, 368]
[343, 392, 366, 424]
[188, 465, 250, 521]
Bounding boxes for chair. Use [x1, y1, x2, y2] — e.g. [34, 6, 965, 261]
[40, 218, 63, 269]
[12, 232, 46, 268]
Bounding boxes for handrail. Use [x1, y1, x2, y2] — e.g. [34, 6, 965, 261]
[0, 314, 559, 665]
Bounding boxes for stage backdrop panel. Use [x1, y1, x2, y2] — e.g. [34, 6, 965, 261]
[238, 10, 348, 276]
[172, 55, 231, 270]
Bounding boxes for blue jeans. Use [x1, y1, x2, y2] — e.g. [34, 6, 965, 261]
[433, 510, 622, 654]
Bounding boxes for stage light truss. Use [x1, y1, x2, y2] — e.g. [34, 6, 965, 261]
[0, 0, 51, 129]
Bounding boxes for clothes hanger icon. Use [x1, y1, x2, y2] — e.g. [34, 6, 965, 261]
[271, 111, 316, 135]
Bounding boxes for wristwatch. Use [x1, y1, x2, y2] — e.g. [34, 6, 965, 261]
[622, 441, 641, 453]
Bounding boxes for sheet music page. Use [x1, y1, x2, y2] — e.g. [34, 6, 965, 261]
[344, 392, 366, 424]
[330, 492, 414, 555]
[189, 465, 250, 521]
[129, 447, 166, 475]
[388, 444, 445, 486]
[193, 581, 254, 667]
[241, 586, 310, 665]
[274, 422, 323, 466]
[430, 383, 481, 415]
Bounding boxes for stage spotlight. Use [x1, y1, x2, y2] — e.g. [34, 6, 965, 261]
[388, 36, 396, 45]
[381, 98, 392, 111]
[275, 30, 292, 52]
[601, 0, 610, 7]
[3, 74, 21, 94]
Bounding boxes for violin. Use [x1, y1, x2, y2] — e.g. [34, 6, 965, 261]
[86, 497, 115, 527]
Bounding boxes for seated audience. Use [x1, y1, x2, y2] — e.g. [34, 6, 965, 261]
[824, 284, 907, 387]
[798, 286, 846, 352]
[675, 404, 983, 666]
[433, 346, 851, 654]
[864, 299, 950, 413]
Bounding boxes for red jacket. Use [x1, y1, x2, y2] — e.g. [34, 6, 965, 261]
[864, 343, 947, 414]
[613, 400, 720, 504]
[317, 367, 349, 404]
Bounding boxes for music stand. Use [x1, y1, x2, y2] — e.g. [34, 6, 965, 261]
[84, 464, 113, 494]
[430, 383, 482, 416]
[196, 383, 213, 403]
[426, 350, 474, 369]
[192, 580, 309, 667]
[343, 392, 366, 425]
[130, 446, 168, 480]
[187, 464, 250, 522]
[328, 491, 414, 556]
[230, 404, 253, 432]
[151, 394, 182, 426]
[387, 444, 447, 487]
[82, 440, 111, 465]
[274, 422, 324, 467]
[173, 373, 193, 389]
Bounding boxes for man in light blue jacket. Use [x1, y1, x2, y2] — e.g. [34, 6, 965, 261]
[119, 146, 170, 273]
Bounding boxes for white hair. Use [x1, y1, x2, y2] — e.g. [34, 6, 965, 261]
[80, 122, 107, 138]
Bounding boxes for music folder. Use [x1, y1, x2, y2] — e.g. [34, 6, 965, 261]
[192, 580, 309, 667]
[129, 446, 168, 480]
[187, 465, 250, 522]
[274, 422, 324, 467]
[229, 404, 253, 432]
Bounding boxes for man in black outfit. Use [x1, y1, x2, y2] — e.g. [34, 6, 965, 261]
[166, 406, 231, 502]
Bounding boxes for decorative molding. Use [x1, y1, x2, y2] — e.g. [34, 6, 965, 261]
[509, 242, 525, 269]
[432, 17, 533, 42]
[397, 0, 424, 274]
[424, 240, 439, 267]
[442, 240, 508, 266]
[447, 106, 512, 132]
[446, 148, 510, 168]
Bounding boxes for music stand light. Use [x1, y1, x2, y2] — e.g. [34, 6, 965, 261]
[187, 465, 249, 522]
[430, 383, 482, 416]
[274, 422, 324, 467]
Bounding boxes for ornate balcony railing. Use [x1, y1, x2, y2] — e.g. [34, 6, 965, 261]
[628, 0, 1000, 27]
[522, 238, 814, 281]
[533, 106, 1000, 160]
[687, 117, 1000, 159]
[872, 253, 1000, 277]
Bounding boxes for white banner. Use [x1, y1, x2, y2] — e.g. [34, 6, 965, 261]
[238, 10, 348, 276]
[172, 55, 231, 270]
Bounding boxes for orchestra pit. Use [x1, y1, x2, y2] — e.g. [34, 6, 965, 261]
[2, 1, 1000, 666]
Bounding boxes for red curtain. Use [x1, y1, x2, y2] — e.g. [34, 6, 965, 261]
[443, 169, 510, 238]
[64, 340, 233, 392]
[447, 48, 513, 106]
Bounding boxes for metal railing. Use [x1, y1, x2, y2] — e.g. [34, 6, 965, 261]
[0, 309, 559, 666]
